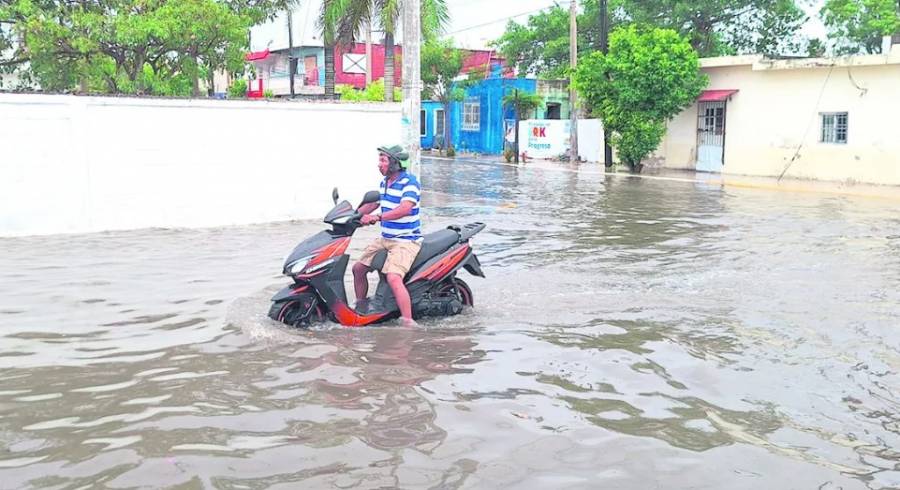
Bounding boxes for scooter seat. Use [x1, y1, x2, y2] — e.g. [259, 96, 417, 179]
[411, 229, 460, 270]
[369, 229, 460, 274]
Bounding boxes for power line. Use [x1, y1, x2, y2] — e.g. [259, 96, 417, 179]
[443, 1, 572, 37]
[778, 63, 835, 182]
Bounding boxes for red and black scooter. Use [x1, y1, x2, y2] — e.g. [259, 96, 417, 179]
[268, 188, 485, 327]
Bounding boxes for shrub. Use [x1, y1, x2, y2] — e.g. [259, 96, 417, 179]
[227, 79, 248, 98]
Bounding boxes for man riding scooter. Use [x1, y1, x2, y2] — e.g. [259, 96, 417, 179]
[353, 145, 422, 327]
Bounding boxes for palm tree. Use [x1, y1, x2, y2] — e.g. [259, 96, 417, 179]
[320, 0, 448, 102]
[318, 0, 341, 97]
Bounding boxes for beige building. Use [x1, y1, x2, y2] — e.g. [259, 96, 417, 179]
[658, 37, 900, 186]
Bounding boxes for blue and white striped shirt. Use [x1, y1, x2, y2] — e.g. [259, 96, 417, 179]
[379, 171, 422, 241]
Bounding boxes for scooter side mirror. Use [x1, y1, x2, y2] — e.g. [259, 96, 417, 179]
[332, 187, 339, 204]
[360, 190, 380, 206]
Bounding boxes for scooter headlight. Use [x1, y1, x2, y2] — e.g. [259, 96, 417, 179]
[288, 255, 315, 274]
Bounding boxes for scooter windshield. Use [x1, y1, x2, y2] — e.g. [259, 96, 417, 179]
[324, 200, 355, 224]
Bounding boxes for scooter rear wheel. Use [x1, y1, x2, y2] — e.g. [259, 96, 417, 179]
[437, 278, 474, 307]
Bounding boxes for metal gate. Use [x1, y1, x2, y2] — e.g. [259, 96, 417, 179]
[696, 101, 727, 173]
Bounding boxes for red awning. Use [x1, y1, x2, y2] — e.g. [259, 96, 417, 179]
[245, 49, 270, 62]
[698, 89, 738, 102]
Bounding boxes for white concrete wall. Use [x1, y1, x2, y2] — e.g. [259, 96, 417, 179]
[662, 52, 900, 185]
[0, 94, 401, 236]
[516, 118, 606, 163]
[576, 119, 606, 164]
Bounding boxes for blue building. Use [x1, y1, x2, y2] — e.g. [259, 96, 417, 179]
[421, 78, 538, 155]
[420, 101, 446, 150]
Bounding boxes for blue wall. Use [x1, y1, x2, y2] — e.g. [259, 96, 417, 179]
[288, 47, 326, 86]
[420, 101, 447, 150]
[448, 78, 537, 155]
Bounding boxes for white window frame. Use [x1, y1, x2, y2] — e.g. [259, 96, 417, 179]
[820, 112, 848, 144]
[420, 110, 427, 137]
[434, 108, 445, 137]
[462, 98, 480, 132]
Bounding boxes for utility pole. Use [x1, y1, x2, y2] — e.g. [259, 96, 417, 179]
[514, 89, 520, 164]
[402, 0, 422, 176]
[569, 0, 578, 164]
[600, 0, 613, 169]
[287, 9, 295, 97]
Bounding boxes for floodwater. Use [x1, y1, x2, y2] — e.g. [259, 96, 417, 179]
[2, 158, 900, 489]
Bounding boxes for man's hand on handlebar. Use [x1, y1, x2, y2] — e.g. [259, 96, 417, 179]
[360, 214, 380, 226]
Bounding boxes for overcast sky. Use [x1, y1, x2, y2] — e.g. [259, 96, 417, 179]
[251, 0, 827, 52]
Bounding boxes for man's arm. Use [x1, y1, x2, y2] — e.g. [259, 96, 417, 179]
[381, 178, 420, 221]
[358, 202, 380, 215]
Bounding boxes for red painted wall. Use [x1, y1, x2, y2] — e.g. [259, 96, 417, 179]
[334, 43, 403, 90]
[334, 45, 511, 90]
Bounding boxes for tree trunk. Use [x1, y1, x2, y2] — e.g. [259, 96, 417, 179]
[207, 69, 215, 97]
[444, 102, 452, 155]
[514, 117, 520, 163]
[132, 49, 145, 93]
[514, 90, 520, 163]
[384, 31, 395, 102]
[324, 42, 335, 98]
[191, 47, 201, 97]
[287, 9, 295, 97]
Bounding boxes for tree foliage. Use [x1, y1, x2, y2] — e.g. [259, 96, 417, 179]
[421, 39, 464, 152]
[493, 0, 608, 79]
[319, 0, 449, 100]
[0, 0, 275, 95]
[501, 90, 542, 121]
[622, 0, 807, 56]
[421, 39, 464, 104]
[493, 0, 808, 78]
[822, 0, 900, 54]
[574, 26, 706, 171]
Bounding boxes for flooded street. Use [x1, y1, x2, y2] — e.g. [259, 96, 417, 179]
[2, 157, 900, 489]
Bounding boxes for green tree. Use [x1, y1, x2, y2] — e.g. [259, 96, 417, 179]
[0, 20, 27, 88]
[493, 0, 807, 77]
[574, 26, 707, 172]
[319, 0, 448, 101]
[822, 0, 900, 54]
[623, 0, 807, 56]
[421, 39, 464, 154]
[493, 0, 609, 79]
[0, 0, 254, 95]
[502, 89, 542, 163]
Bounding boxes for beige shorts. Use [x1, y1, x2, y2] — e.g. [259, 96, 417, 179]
[358, 237, 422, 277]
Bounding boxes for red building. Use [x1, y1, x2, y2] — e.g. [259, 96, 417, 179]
[334, 44, 511, 90]
[334, 43, 403, 90]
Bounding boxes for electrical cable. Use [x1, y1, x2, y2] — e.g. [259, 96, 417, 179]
[442, 1, 572, 37]
[778, 63, 836, 182]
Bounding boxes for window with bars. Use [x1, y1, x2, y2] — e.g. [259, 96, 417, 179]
[462, 99, 480, 131]
[420, 110, 426, 137]
[435, 109, 445, 137]
[820, 112, 848, 144]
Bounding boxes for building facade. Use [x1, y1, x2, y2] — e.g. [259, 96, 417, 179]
[245, 46, 326, 96]
[535, 80, 572, 120]
[449, 78, 538, 155]
[659, 42, 900, 186]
